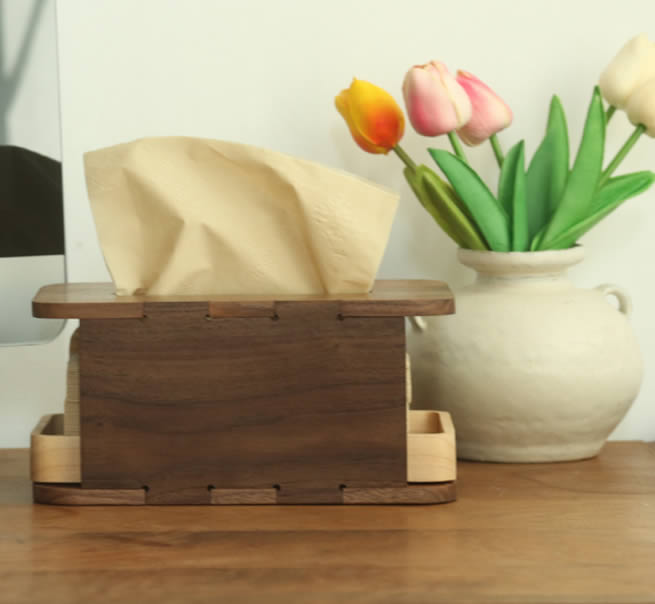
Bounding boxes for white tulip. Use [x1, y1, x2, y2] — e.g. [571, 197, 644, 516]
[598, 33, 655, 109]
[626, 77, 655, 136]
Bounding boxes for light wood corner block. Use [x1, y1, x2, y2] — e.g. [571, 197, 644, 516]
[31, 414, 81, 483]
[407, 410, 456, 483]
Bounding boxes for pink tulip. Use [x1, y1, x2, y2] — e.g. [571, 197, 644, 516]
[456, 70, 512, 146]
[402, 61, 472, 137]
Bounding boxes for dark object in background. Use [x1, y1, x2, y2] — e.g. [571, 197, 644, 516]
[0, 145, 64, 258]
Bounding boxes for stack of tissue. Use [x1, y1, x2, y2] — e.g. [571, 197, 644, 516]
[84, 137, 398, 296]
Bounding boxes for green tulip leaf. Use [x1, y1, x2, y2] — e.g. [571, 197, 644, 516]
[526, 95, 569, 239]
[404, 166, 465, 247]
[541, 170, 655, 250]
[429, 148, 511, 251]
[498, 141, 529, 250]
[529, 225, 546, 251]
[497, 140, 523, 218]
[539, 87, 605, 249]
[404, 166, 488, 250]
[421, 166, 478, 225]
[421, 169, 490, 250]
[511, 142, 529, 251]
[589, 171, 655, 212]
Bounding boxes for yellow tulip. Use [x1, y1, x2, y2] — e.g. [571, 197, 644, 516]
[335, 79, 405, 154]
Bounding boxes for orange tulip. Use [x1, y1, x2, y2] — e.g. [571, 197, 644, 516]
[335, 79, 405, 154]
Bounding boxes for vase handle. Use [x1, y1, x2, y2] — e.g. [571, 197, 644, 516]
[409, 316, 427, 332]
[595, 283, 633, 318]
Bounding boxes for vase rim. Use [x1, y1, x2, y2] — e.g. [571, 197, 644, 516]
[457, 245, 584, 275]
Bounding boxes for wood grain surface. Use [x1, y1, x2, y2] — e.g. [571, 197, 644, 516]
[32, 280, 455, 319]
[33, 483, 146, 506]
[30, 412, 456, 505]
[2, 443, 654, 603]
[63, 329, 80, 435]
[79, 304, 408, 502]
[407, 411, 456, 483]
[32, 482, 456, 506]
[30, 415, 80, 483]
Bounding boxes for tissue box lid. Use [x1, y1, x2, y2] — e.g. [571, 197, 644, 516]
[33, 280, 454, 319]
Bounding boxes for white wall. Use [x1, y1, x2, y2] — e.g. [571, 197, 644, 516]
[0, 256, 66, 342]
[3, 0, 655, 446]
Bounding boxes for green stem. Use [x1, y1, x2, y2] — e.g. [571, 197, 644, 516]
[489, 134, 504, 168]
[392, 145, 417, 172]
[605, 105, 616, 124]
[447, 131, 468, 163]
[598, 124, 645, 188]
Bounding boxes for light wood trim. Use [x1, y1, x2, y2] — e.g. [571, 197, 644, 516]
[63, 330, 80, 435]
[407, 410, 456, 483]
[405, 354, 412, 407]
[30, 415, 80, 483]
[33, 280, 454, 319]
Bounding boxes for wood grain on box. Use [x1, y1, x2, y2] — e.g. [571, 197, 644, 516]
[33, 482, 456, 505]
[78, 304, 407, 501]
[342, 482, 456, 504]
[33, 280, 456, 505]
[63, 329, 80, 435]
[31, 409, 456, 503]
[33, 483, 145, 505]
[33, 280, 455, 319]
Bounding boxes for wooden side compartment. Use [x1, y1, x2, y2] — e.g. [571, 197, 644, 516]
[407, 411, 456, 483]
[31, 414, 80, 483]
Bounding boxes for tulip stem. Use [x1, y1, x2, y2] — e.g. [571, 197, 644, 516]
[489, 134, 504, 167]
[447, 132, 468, 163]
[598, 124, 646, 188]
[392, 145, 417, 172]
[606, 105, 616, 123]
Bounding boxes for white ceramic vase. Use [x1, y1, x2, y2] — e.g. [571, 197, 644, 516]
[408, 246, 643, 462]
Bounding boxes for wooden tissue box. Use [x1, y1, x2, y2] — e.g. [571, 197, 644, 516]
[31, 280, 456, 505]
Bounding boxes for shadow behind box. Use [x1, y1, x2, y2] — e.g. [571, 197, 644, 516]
[30, 280, 457, 505]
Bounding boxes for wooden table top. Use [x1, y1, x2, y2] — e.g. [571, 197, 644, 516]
[2, 443, 654, 604]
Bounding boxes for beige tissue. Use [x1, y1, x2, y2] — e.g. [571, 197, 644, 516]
[84, 137, 398, 296]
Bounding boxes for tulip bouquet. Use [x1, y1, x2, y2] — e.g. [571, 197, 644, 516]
[335, 34, 655, 252]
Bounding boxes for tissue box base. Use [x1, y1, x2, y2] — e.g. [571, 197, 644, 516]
[32, 281, 456, 505]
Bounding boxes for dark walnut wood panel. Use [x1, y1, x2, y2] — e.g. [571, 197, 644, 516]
[32, 482, 455, 505]
[343, 482, 456, 504]
[211, 487, 278, 505]
[33, 280, 454, 319]
[32, 282, 145, 319]
[79, 302, 407, 503]
[33, 483, 146, 505]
